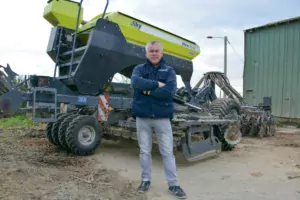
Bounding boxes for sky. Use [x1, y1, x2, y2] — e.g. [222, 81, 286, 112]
[0, 0, 299, 96]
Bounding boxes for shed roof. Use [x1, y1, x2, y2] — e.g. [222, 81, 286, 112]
[244, 16, 300, 32]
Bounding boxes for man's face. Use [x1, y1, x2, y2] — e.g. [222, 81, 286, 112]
[146, 43, 163, 66]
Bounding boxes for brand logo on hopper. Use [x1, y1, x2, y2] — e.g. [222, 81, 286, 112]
[130, 21, 142, 30]
[182, 42, 196, 51]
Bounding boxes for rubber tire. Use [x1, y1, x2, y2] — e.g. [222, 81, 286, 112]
[46, 122, 56, 146]
[240, 122, 251, 136]
[249, 123, 259, 137]
[221, 138, 235, 151]
[65, 115, 102, 155]
[46, 113, 67, 146]
[58, 114, 80, 151]
[259, 123, 267, 138]
[51, 113, 71, 147]
[220, 125, 237, 151]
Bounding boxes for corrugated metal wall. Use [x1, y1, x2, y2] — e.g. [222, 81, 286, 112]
[243, 20, 300, 119]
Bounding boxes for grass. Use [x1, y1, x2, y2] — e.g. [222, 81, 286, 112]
[0, 114, 39, 129]
[297, 123, 300, 129]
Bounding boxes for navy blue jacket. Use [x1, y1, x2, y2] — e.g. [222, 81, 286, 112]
[131, 58, 177, 119]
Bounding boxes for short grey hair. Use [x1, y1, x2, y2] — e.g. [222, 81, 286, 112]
[145, 41, 163, 52]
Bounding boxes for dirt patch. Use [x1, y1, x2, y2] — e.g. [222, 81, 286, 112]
[239, 129, 300, 148]
[0, 127, 146, 200]
[1, 126, 299, 200]
[86, 127, 300, 200]
[266, 129, 300, 147]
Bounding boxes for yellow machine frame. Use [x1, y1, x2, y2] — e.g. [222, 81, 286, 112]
[43, 0, 200, 61]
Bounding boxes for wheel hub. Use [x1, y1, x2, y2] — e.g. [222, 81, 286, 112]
[224, 124, 242, 145]
[78, 125, 96, 145]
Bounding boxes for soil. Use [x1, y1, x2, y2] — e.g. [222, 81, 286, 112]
[0, 126, 146, 200]
[0, 126, 299, 200]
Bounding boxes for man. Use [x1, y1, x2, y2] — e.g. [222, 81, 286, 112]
[131, 41, 187, 199]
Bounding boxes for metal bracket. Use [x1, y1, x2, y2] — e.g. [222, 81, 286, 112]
[33, 87, 57, 122]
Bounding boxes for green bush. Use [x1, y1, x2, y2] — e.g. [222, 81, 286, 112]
[0, 114, 38, 128]
[276, 123, 283, 128]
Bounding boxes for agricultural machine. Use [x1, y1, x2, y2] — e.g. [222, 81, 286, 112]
[179, 71, 277, 138]
[0, 0, 243, 162]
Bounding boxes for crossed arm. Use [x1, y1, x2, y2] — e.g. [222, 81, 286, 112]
[131, 65, 159, 91]
[148, 69, 177, 100]
[131, 65, 177, 100]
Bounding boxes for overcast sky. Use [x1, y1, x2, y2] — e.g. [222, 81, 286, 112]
[0, 0, 299, 95]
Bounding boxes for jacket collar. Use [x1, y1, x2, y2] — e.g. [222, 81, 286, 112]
[146, 57, 166, 69]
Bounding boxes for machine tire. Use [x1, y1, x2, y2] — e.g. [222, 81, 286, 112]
[46, 113, 67, 146]
[259, 123, 267, 138]
[269, 124, 276, 136]
[240, 122, 251, 136]
[58, 114, 80, 151]
[209, 98, 241, 119]
[209, 98, 242, 151]
[219, 124, 240, 151]
[221, 137, 235, 151]
[46, 122, 57, 146]
[249, 123, 259, 137]
[65, 115, 102, 155]
[51, 113, 71, 147]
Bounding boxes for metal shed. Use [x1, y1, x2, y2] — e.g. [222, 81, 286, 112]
[243, 16, 300, 120]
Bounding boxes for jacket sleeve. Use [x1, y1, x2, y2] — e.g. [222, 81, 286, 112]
[131, 65, 159, 90]
[149, 68, 177, 100]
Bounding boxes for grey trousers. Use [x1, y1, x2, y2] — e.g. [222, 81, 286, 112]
[136, 117, 179, 187]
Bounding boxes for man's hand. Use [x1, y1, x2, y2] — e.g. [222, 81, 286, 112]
[158, 81, 165, 88]
[141, 82, 165, 95]
[142, 91, 150, 95]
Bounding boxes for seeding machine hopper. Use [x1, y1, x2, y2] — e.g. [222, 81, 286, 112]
[0, 0, 242, 162]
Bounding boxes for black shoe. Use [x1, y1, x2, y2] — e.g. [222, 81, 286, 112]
[137, 181, 151, 193]
[168, 186, 187, 199]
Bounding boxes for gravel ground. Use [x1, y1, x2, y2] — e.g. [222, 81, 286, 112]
[0, 126, 299, 200]
[92, 127, 300, 200]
